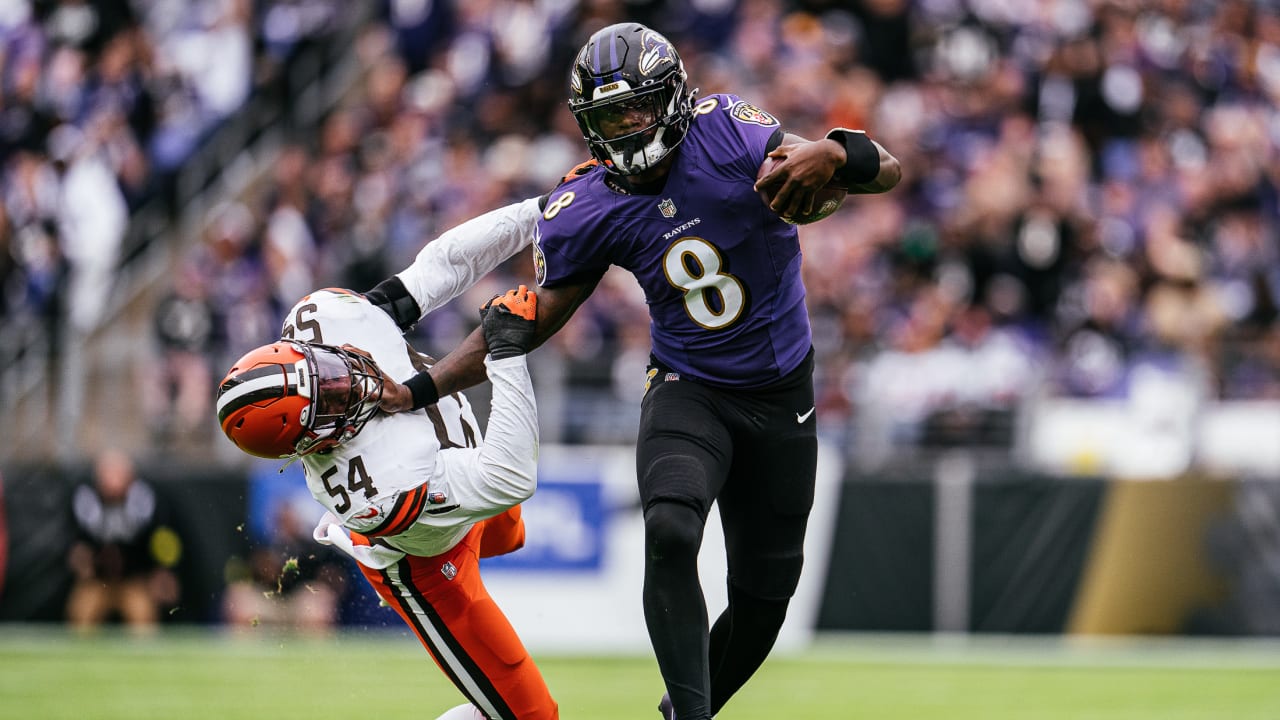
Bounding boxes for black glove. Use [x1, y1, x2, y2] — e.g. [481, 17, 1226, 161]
[481, 285, 538, 360]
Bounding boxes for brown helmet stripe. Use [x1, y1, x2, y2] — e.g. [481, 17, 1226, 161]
[215, 365, 296, 424]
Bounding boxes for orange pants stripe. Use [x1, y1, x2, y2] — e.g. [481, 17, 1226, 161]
[354, 508, 556, 720]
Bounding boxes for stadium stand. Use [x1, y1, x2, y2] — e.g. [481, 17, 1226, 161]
[0, 0, 367, 457]
[2, 0, 1279, 466]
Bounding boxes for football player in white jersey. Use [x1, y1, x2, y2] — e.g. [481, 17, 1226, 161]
[216, 281, 556, 720]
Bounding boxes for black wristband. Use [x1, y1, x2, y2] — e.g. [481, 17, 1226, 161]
[826, 128, 880, 187]
[364, 276, 422, 332]
[404, 371, 440, 410]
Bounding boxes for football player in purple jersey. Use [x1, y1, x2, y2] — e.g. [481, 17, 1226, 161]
[369, 22, 900, 720]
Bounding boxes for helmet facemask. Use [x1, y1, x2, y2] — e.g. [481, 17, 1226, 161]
[574, 77, 693, 176]
[218, 341, 387, 460]
[568, 24, 696, 176]
[294, 342, 385, 456]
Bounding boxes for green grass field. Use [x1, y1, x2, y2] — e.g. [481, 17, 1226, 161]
[2, 628, 1279, 719]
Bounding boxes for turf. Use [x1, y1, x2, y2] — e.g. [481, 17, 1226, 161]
[1, 628, 1278, 719]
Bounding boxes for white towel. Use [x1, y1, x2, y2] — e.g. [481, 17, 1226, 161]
[312, 511, 406, 569]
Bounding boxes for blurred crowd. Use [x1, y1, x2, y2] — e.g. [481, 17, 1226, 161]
[6, 0, 1280, 450]
[0, 0, 265, 340]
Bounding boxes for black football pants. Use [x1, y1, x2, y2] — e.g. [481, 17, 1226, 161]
[635, 350, 817, 720]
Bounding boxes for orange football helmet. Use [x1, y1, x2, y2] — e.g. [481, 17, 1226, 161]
[215, 341, 385, 459]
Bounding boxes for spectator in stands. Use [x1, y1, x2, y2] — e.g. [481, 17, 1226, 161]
[48, 122, 129, 332]
[2, 150, 65, 337]
[80, 28, 153, 207]
[191, 200, 274, 371]
[65, 449, 181, 635]
[142, 261, 217, 442]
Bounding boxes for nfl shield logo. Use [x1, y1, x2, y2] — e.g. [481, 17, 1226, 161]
[658, 198, 677, 218]
[441, 561, 458, 580]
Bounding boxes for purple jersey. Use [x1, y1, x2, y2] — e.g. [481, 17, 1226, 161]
[533, 94, 811, 388]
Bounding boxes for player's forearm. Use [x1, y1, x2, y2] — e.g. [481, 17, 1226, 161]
[846, 142, 901, 194]
[477, 355, 539, 502]
[395, 198, 540, 318]
[378, 326, 490, 413]
[430, 326, 492, 396]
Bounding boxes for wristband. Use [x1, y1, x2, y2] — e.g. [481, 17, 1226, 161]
[404, 371, 440, 410]
[826, 128, 880, 187]
[364, 275, 422, 332]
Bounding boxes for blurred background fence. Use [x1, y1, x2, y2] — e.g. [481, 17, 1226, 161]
[2, 0, 1279, 641]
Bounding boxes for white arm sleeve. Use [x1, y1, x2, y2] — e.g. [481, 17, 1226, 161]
[395, 197, 541, 319]
[473, 354, 540, 505]
[426, 354, 539, 525]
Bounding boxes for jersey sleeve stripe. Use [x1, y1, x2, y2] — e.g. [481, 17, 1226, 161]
[366, 485, 430, 538]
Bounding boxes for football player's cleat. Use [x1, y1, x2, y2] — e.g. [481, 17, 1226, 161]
[433, 703, 485, 720]
[658, 692, 676, 720]
[481, 285, 538, 360]
[568, 22, 697, 176]
[216, 340, 385, 458]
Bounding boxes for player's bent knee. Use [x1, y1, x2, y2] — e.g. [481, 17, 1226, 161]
[731, 552, 805, 601]
[470, 597, 536, 667]
[643, 500, 705, 561]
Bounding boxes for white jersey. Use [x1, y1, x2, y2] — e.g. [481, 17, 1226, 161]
[395, 197, 541, 319]
[281, 289, 539, 565]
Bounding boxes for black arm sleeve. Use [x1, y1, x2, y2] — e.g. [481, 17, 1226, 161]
[765, 127, 785, 154]
[826, 128, 881, 187]
[364, 276, 422, 333]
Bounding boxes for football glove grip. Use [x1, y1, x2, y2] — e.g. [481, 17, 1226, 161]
[481, 286, 537, 360]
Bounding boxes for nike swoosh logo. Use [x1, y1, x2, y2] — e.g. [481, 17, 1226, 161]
[354, 507, 380, 520]
[796, 407, 815, 423]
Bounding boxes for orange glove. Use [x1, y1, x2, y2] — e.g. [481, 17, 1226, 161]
[481, 285, 537, 359]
